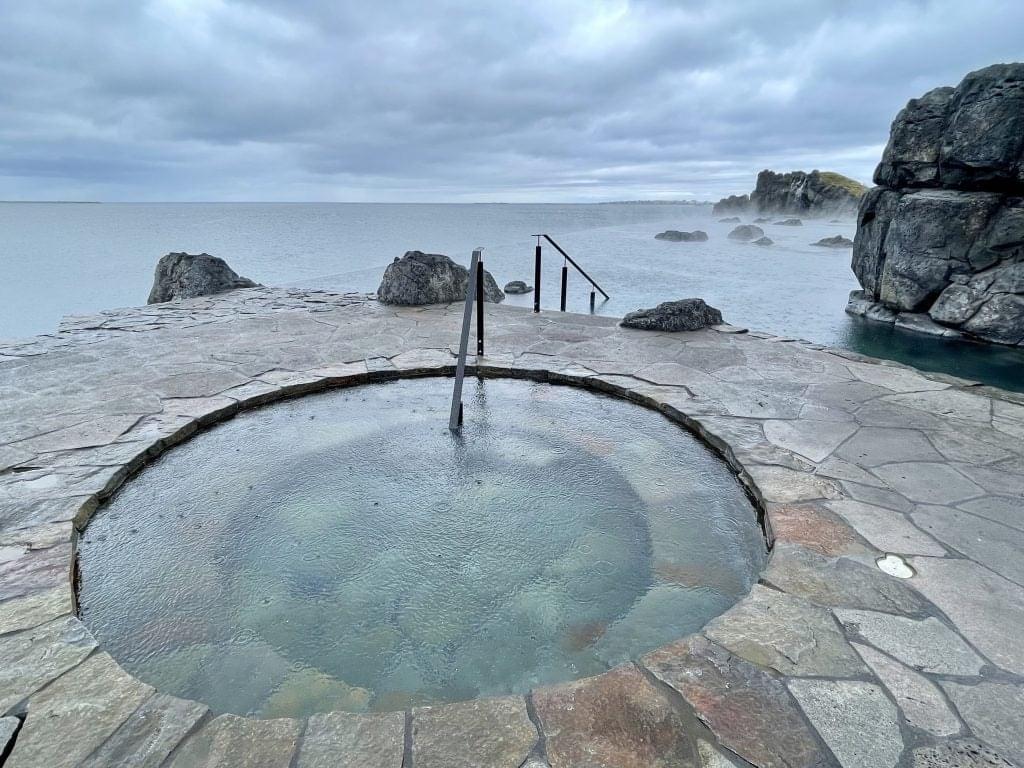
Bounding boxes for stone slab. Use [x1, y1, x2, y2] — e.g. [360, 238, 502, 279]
[297, 711, 405, 768]
[412, 696, 536, 768]
[0, 586, 71, 635]
[827, 500, 946, 556]
[911, 739, 1016, 768]
[166, 713, 301, 768]
[0, 616, 96, 714]
[941, 682, 1024, 766]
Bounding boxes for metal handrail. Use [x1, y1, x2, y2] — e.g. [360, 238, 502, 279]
[531, 234, 609, 313]
[449, 248, 483, 432]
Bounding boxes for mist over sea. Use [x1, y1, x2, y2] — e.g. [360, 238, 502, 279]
[2, 202, 1021, 390]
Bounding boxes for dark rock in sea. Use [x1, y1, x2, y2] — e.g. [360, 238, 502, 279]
[714, 170, 866, 216]
[503, 280, 533, 294]
[655, 230, 709, 242]
[753, 237, 774, 246]
[620, 299, 723, 332]
[774, 218, 803, 226]
[148, 252, 259, 304]
[713, 195, 750, 216]
[754, 217, 771, 223]
[851, 62, 1024, 347]
[727, 225, 765, 242]
[377, 251, 504, 306]
[718, 217, 741, 223]
[812, 235, 854, 248]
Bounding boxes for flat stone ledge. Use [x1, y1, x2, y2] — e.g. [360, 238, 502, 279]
[1, 289, 1023, 765]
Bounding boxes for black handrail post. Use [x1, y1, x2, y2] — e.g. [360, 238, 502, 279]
[590, 290, 596, 313]
[476, 258, 485, 356]
[560, 265, 568, 311]
[533, 241, 542, 313]
[540, 234, 609, 300]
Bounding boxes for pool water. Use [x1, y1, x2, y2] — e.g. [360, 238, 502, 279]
[77, 378, 766, 718]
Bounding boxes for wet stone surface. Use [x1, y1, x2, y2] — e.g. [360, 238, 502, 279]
[1, 288, 1022, 766]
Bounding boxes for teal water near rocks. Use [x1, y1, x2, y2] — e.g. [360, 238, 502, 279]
[3, 202, 1020, 390]
[76, 378, 766, 718]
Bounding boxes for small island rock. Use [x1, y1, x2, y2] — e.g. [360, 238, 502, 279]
[727, 224, 765, 241]
[377, 251, 504, 305]
[655, 230, 708, 242]
[813, 235, 854, 248]
[504, 280, 533, 294]
[621, 299, 723, 332]
[148, 252, 259, 304]
[718, 216, 741, 223]
[774, 218, 803, 226]
[753, 236, 774, 246]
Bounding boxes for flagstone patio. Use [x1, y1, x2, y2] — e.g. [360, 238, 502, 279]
[1, 287, 1022, 767]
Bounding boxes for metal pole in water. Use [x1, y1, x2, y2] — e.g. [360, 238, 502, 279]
[476, 257, 485, 356]
[449, 248, 482, 432]
[533, 237, 542, 313]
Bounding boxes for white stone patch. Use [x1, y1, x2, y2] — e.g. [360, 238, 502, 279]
[877, 554, 915, 579]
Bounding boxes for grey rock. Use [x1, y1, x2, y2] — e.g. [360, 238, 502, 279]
[813, 235, 854, 248]
[0, 616, 96, 714]
[621, 298, 723, 332]
[895, 312, 964, 338]
[655, 229, 708, 242]
[853, 643, 961, 737]
[835, 609, 984, 674]
[712, 193, 749, 214]
[717, 215, 742, 222]
[775, 218, 803, 226]
[912, 739, 1017, 768]
[0, 587, 71, 635]
[148, 252, 259, 304]
[788, 679, 903, 768]
[753, 216, 771, 222]
[502, 280, 533, 294]
[727, 224, 764, 241]
[753, 236, 774, 246]
[716, 170, 866, 216]
[297, 711, 405, 768]
[941, 682, 1024, 766]
[166, 714, 301, 768]
[377, 251, 504, 306]
[875, 86, 955, 188]
[412, 697, 536, 768]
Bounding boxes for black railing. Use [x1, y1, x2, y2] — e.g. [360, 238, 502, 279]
[531, 234, 609, 313]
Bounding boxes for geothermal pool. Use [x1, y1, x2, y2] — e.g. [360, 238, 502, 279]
[77, 377, 766, 718]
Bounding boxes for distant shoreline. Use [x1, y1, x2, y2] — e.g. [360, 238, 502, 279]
[0, 200, 101, 204]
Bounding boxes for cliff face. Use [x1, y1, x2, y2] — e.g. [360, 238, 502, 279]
[712, 170, 866, 216]
[849, 63, 1024, 348]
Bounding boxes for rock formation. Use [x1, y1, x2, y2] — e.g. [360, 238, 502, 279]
[753, 237, 774, 246]
[655, 230, 709, 242]
[813, 236, 855, 249]
[727, 225, 765, 242]
[148, 252, 259, 304]
[377, 251, 504, 305]
[504, 280, 533, 294]
[775, 218, 802, 226]
[713, 171, 866, 217]
[621, 299, 723, 331]
[849, 63, 1024, 347]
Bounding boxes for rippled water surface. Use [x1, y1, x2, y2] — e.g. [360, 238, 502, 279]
[77, 378, 766, 718]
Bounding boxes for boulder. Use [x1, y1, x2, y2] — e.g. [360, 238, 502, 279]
[377, 251, 504, 305]
[754, 217, 771, 223]
[147, 252, 259, 304]
[850, 62, 1024, 347]
[813, 235, 855, 248]
[655, 230, 709, 242]
[753, 237, 774, 246]
[715, 170, 866, 217]
[718, 217, 741, 223]
[727, 225, 765, 242]
[503, 280, 533, 294]
[621, 299, 723, 332]
[775, 218, 803, 226]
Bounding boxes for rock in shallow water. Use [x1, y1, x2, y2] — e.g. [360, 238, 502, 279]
[753, 236, 774, 246]
[377, 251, 504, 305]
[503, 280, 533, 294]
[620, 298, 723, 332]
[812, 235, 854, 248]
[727, 224, 764, 241]
[148, 252, 259, 304]
[654, 230, 708, 242]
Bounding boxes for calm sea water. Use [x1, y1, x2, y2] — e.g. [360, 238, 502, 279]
[2, 202, 1021, 390]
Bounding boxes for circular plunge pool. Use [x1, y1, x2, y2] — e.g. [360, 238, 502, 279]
[77, 377, 766, 718]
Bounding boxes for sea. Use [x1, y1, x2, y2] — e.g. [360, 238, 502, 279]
[1, 202, 1021, 391]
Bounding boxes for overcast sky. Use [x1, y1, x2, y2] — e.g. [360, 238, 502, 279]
[1, 0, 1021, 203]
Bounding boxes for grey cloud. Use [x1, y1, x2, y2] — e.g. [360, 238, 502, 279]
[0, 0, 1021, 201]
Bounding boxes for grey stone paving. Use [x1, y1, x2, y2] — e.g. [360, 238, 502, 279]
[0, 286, 1022, 766]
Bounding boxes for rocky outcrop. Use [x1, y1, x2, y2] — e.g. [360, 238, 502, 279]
[621, 299, 723, 331]
[713, 171, 866, 217]
[377, 251, 504, 305]
[503, 280, 533, 294]
[775, 219, 802, 226]
[813, 236, 854, 249]
[754, 237, 774, 246]
[655, 230, 708, 242]
[148, 253, 259, 304]
[849, 63, 1024, 347]
[727, 225, 765, 242]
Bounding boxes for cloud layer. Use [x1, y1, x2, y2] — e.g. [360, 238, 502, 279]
[1, 0, 1021, 201]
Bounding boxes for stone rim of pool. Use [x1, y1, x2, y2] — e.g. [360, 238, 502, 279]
[74, 372, 770, 720]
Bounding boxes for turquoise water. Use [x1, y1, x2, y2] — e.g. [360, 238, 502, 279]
[2, 202, 1020, 390]
[77, 378, 766, 718]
